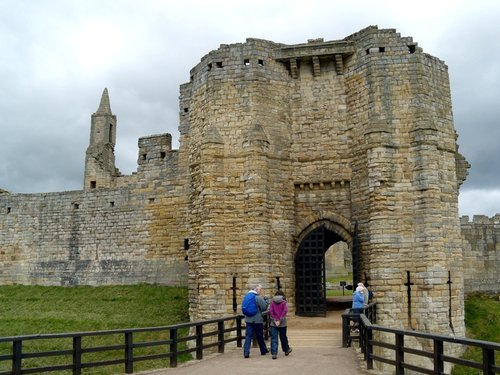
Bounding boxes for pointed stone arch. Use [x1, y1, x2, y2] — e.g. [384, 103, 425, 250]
[294, 212, 353, 316]
[295, 211, 352, 246]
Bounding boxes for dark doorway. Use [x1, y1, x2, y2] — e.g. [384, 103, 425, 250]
[295, 225, 344, 316]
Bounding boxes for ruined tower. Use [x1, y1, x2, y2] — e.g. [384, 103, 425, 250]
[84, 88, 119, 189]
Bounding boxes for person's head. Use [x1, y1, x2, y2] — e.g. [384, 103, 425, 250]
[254, 284, 262, 294]
[275, 289, 284, 297]
[356, 286, 364, 293]
[358, 282, 364, 288]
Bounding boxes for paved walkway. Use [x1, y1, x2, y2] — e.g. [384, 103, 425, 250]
[137, 298, 374, 375]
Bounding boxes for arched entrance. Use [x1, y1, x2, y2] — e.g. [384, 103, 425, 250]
[295, 223, 356, 316]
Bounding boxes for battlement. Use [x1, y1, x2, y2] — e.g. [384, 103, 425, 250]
[460, 214, 500, 225]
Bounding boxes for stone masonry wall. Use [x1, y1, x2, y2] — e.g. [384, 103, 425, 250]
[0, 132, 189, 286]
[461, 215, 500, 294]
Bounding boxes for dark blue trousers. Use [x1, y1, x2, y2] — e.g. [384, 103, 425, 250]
[243, 322, 267, 356]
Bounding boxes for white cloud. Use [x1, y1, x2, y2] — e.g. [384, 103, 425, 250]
[459, 189, 500, 218]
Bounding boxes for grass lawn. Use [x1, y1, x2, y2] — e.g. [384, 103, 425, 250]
[326, 273, 353, 297]
[451, 294, 500, 374]
[0, 284, 189, 374]
[0, 285, 497, 374]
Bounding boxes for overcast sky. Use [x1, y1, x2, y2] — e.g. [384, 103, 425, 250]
[0, 0, 499, 218]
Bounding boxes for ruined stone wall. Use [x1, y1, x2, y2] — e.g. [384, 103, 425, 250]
[0, 133, 190, 286]
[461, 215, 500, 294]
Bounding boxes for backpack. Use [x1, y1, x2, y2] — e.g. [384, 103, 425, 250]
[241, 292, 259, 316]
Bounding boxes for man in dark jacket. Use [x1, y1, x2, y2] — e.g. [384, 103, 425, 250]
[243, 284, 269, 358]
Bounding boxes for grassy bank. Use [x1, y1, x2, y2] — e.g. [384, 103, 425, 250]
[452, 294, 499, 375]
[0, 284, 189, 374]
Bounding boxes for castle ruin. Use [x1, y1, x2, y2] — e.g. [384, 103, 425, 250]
[1, 27, 499, 344]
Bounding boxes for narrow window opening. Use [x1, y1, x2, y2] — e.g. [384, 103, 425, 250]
[408, 45, 416, 54]
[160, 151, 166, 159]
[244, 59, 250, 66]
[7, 207, 11, 214]
[110, 201, 115, 207]
[90, 181, 96, 189]
[379, 47, 385, 53]
[148, 198, 155, 204]
[184, 107, 189, 113]
[258, 59, 264, 66]
[142, 153, 147, 160]
[190, 75, 194, 82]
[108, 124, 113, 142]
[207, 63, 212, 71]
[366, 49, 370, 55]
[216, 61, 223, 68]
[73, 203, 79, 209]
[184, 238, 189, 260]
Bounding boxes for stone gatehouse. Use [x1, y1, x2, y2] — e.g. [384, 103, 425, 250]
[1, 26, 498, 340]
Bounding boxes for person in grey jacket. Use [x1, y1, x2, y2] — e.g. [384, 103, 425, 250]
[243, 284, 269, 358]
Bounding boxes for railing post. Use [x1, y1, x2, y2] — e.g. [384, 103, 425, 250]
[236, 316, 243, 347]
[433, 338, 443, 375]
[73, 335, 82, 375]
[170, 327, 178, 368]
[218, 320, 225, 354]
[341, 311, 350, 347]
[483, 347, 494, 375]
[395, 332, 404, 375]
[196, 324, 203, 360]
[125, 331, 133, 374]
[366, 327, 373, 370]
[12, 339, 22, 375]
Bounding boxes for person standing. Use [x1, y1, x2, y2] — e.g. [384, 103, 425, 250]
[269, 290, 292, 359]
[357, 282, 369, 307]
[352, 285, 365, 313]
[350, 285, 365, 334]
[242, 284, 269, 358]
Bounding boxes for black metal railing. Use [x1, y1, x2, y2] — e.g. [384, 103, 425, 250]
[342, 304, 500, 374]
[341, 302, 377, 347]
[0, 315, 245, 375]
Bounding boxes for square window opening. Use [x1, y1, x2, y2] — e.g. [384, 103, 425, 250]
[216, 61, 223, 68]
[90, 181, 96, 189]
[258, 59, 264, 66]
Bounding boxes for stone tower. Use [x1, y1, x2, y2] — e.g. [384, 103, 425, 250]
[84, 88, 119, 189]
[181, 26, 468, 342]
